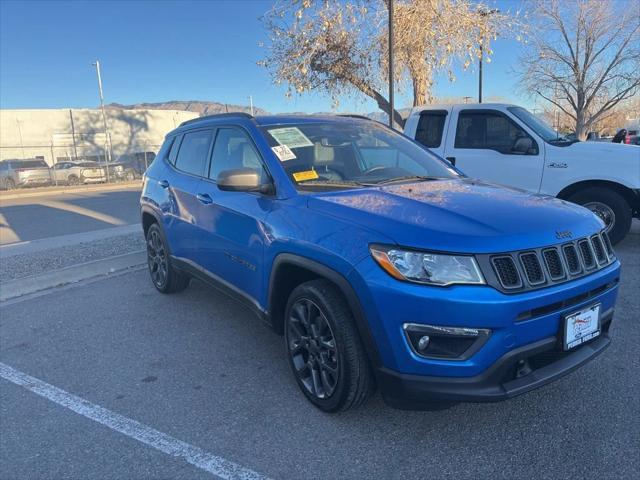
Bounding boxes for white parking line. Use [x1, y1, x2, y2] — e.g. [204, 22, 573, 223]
[0, 362, 270, 480]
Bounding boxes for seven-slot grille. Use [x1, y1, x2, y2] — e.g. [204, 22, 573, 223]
[487, 231, 615, 292]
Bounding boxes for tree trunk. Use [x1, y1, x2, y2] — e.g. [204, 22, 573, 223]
[413, 77, 426, 107]
[575, 110, 588, 141]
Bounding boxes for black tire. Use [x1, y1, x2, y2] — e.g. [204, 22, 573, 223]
[145, 223, 190, 293]
[4, 178, 15, 190]
[568, 187, 632, 245]
[125, 170, 136, 181]
[67, 175, 79, 186]
[284, 279, 375, 412]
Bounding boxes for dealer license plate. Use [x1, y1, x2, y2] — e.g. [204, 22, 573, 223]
[564, 304, 600, 350]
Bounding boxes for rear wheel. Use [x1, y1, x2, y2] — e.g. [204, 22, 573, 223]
[145, 223, 190, 293]
[568, 187, 632, 245]
[284, 279, 374, 412]
[125, 170, 136, 181]
[4, 178, 15, 190]
[67, 175, 79, 185]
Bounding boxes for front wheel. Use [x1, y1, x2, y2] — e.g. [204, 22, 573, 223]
[145, 223, 190, 293]
[568, 187, 632, 245]
[4, 178, 16, 190]
[284, 279, 374, 412]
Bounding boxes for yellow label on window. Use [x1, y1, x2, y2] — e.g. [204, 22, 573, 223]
[292, 170, 319, 182]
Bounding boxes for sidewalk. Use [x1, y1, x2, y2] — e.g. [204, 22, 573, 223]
[0, 180, 142, 201]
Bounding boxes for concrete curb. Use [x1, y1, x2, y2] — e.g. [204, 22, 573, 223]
[0, 223, 142, 257]
[0, 181, 142, 200]
[0, 250, 146, 302]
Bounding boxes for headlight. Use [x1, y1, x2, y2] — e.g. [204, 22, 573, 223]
[370, 245, 485, 286]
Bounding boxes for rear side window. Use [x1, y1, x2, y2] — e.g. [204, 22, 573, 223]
[17, 160, 48, 168]
[0, 162, 9, 171]
[167, 136, 182, 165]
[415, 111, 447, 148]
[174, 130, 213, 176]
[455, 111, 532, 154]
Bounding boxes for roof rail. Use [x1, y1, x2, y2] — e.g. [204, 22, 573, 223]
[337, 114, 373, 121]
[179, 112, 254, 127]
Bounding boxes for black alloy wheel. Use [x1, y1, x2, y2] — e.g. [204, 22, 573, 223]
[147, 226, 168, 289]
[287, 298, 339, 399]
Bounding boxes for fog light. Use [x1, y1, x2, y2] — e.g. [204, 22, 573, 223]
[418, 335, 430, 351]
[403, 323, 491, 360]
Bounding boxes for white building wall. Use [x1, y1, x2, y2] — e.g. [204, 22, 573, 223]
[0, 108, 198, 165]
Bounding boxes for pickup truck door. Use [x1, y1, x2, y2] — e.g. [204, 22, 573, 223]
[443, 107, 545, 192]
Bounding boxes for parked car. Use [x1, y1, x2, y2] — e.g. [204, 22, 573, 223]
[51, 161, 106, 185]
[0, 158, 52, 189]
[404, 103, 640, 244]
[112, 151, 156, 181]
[141, 113, 620, 412]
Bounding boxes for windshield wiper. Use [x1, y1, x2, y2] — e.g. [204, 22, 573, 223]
[372, 175, 443, 185]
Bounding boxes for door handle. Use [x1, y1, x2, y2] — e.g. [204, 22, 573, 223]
[158, 179, 169, 189]
[196, 193, 213, 205]
[445, 157, 456, 166]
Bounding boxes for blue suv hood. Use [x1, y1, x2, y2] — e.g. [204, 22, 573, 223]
[307, 179, 603, 254]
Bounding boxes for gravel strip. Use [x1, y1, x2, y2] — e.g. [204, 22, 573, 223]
[0, 232, 145, 281]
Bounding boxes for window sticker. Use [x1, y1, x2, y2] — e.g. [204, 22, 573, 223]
[271, 145, 297, 162]
[292, 170, 319, 182]
[268, 127, 314, 149]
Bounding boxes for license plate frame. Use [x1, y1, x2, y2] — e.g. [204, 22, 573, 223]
[563, 303, 601, 351]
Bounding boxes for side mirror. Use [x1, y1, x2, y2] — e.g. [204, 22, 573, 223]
[512, 137, 535, 155]
[217, 168, 273, 194]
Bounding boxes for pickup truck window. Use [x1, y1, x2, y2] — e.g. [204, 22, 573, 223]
[415, 111, 447, 148]
[455, 111, 536, 155]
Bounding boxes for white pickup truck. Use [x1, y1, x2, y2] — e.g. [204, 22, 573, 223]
[404, 103, 640, 244]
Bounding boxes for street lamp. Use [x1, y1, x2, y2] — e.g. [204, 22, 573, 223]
[92, 60, 112, 181]
[478, 8, 499, 104]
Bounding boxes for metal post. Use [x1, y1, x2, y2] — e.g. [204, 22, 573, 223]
[249, 95, 254, 116]
[388, 0, 395, 128]
[92, 60, 112, 182]
[478, 44, 483, 103]
[69, 109, 79, 161]
[16, 119, 25, 159]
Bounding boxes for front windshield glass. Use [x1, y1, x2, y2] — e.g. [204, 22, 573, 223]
[261, 121, 459, 191]
[508, 106, 567, 143]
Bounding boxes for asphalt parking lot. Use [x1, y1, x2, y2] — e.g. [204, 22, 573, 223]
[1, 222, 638, 479]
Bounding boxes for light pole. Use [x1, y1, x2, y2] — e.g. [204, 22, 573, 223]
[388, 0, 395, 128]
[16, 119, 25, 159]
[248, 95, 254, 116]
[92, 60, 112, 181]
[478, 8, 499, 103]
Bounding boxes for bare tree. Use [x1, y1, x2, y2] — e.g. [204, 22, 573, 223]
[519, 0, 640, 140]
[260, 0, 523, 125]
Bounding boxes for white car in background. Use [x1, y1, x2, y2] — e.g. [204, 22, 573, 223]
[51, 161, 106, 185]
[404, 103, 640, 244]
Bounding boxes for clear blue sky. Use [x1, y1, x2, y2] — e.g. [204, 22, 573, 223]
[0, 0, 531, 114]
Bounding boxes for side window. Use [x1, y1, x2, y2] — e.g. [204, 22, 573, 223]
[174, 130, 212, 176]
[167, 136, 182, 165]
[0, 162, 8, 172]
[209, 128, 267, 182]
[415, 111, 447, 148]
[455, 111, 534, 154]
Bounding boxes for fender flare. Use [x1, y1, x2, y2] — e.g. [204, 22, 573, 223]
[268, 253, 382, 369]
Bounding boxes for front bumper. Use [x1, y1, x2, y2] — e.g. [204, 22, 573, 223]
[379, 310, 612, 406]
[348, 255, 620, 405]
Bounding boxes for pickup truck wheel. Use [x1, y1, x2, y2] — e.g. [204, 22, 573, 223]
[146, 223, 190, 293]
[284, 279, 374, 412]
[568, 187, 632, 245]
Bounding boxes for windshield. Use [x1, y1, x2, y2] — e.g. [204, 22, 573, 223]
[261, 121, 459, 191]
[508, 106, 568, 143]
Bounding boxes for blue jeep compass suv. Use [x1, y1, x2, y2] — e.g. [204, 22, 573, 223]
[140, 113, 620, 412]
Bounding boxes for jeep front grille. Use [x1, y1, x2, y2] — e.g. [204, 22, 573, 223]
[481, 230, 615, 293]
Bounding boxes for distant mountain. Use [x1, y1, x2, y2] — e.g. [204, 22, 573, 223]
[106, 100, 269, 116]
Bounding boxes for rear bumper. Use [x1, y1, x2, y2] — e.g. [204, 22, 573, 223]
[378, 309, 612, 407]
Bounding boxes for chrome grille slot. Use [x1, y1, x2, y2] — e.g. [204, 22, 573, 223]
[542, 248, 565, 280]
[590, 235, 607, 265]
[491, 256, 522, 289]
[519, 252, 545, 285]
[578, 239, 596, 270]
[562, 244, 582, 275]
[601, 232, 615, 259]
